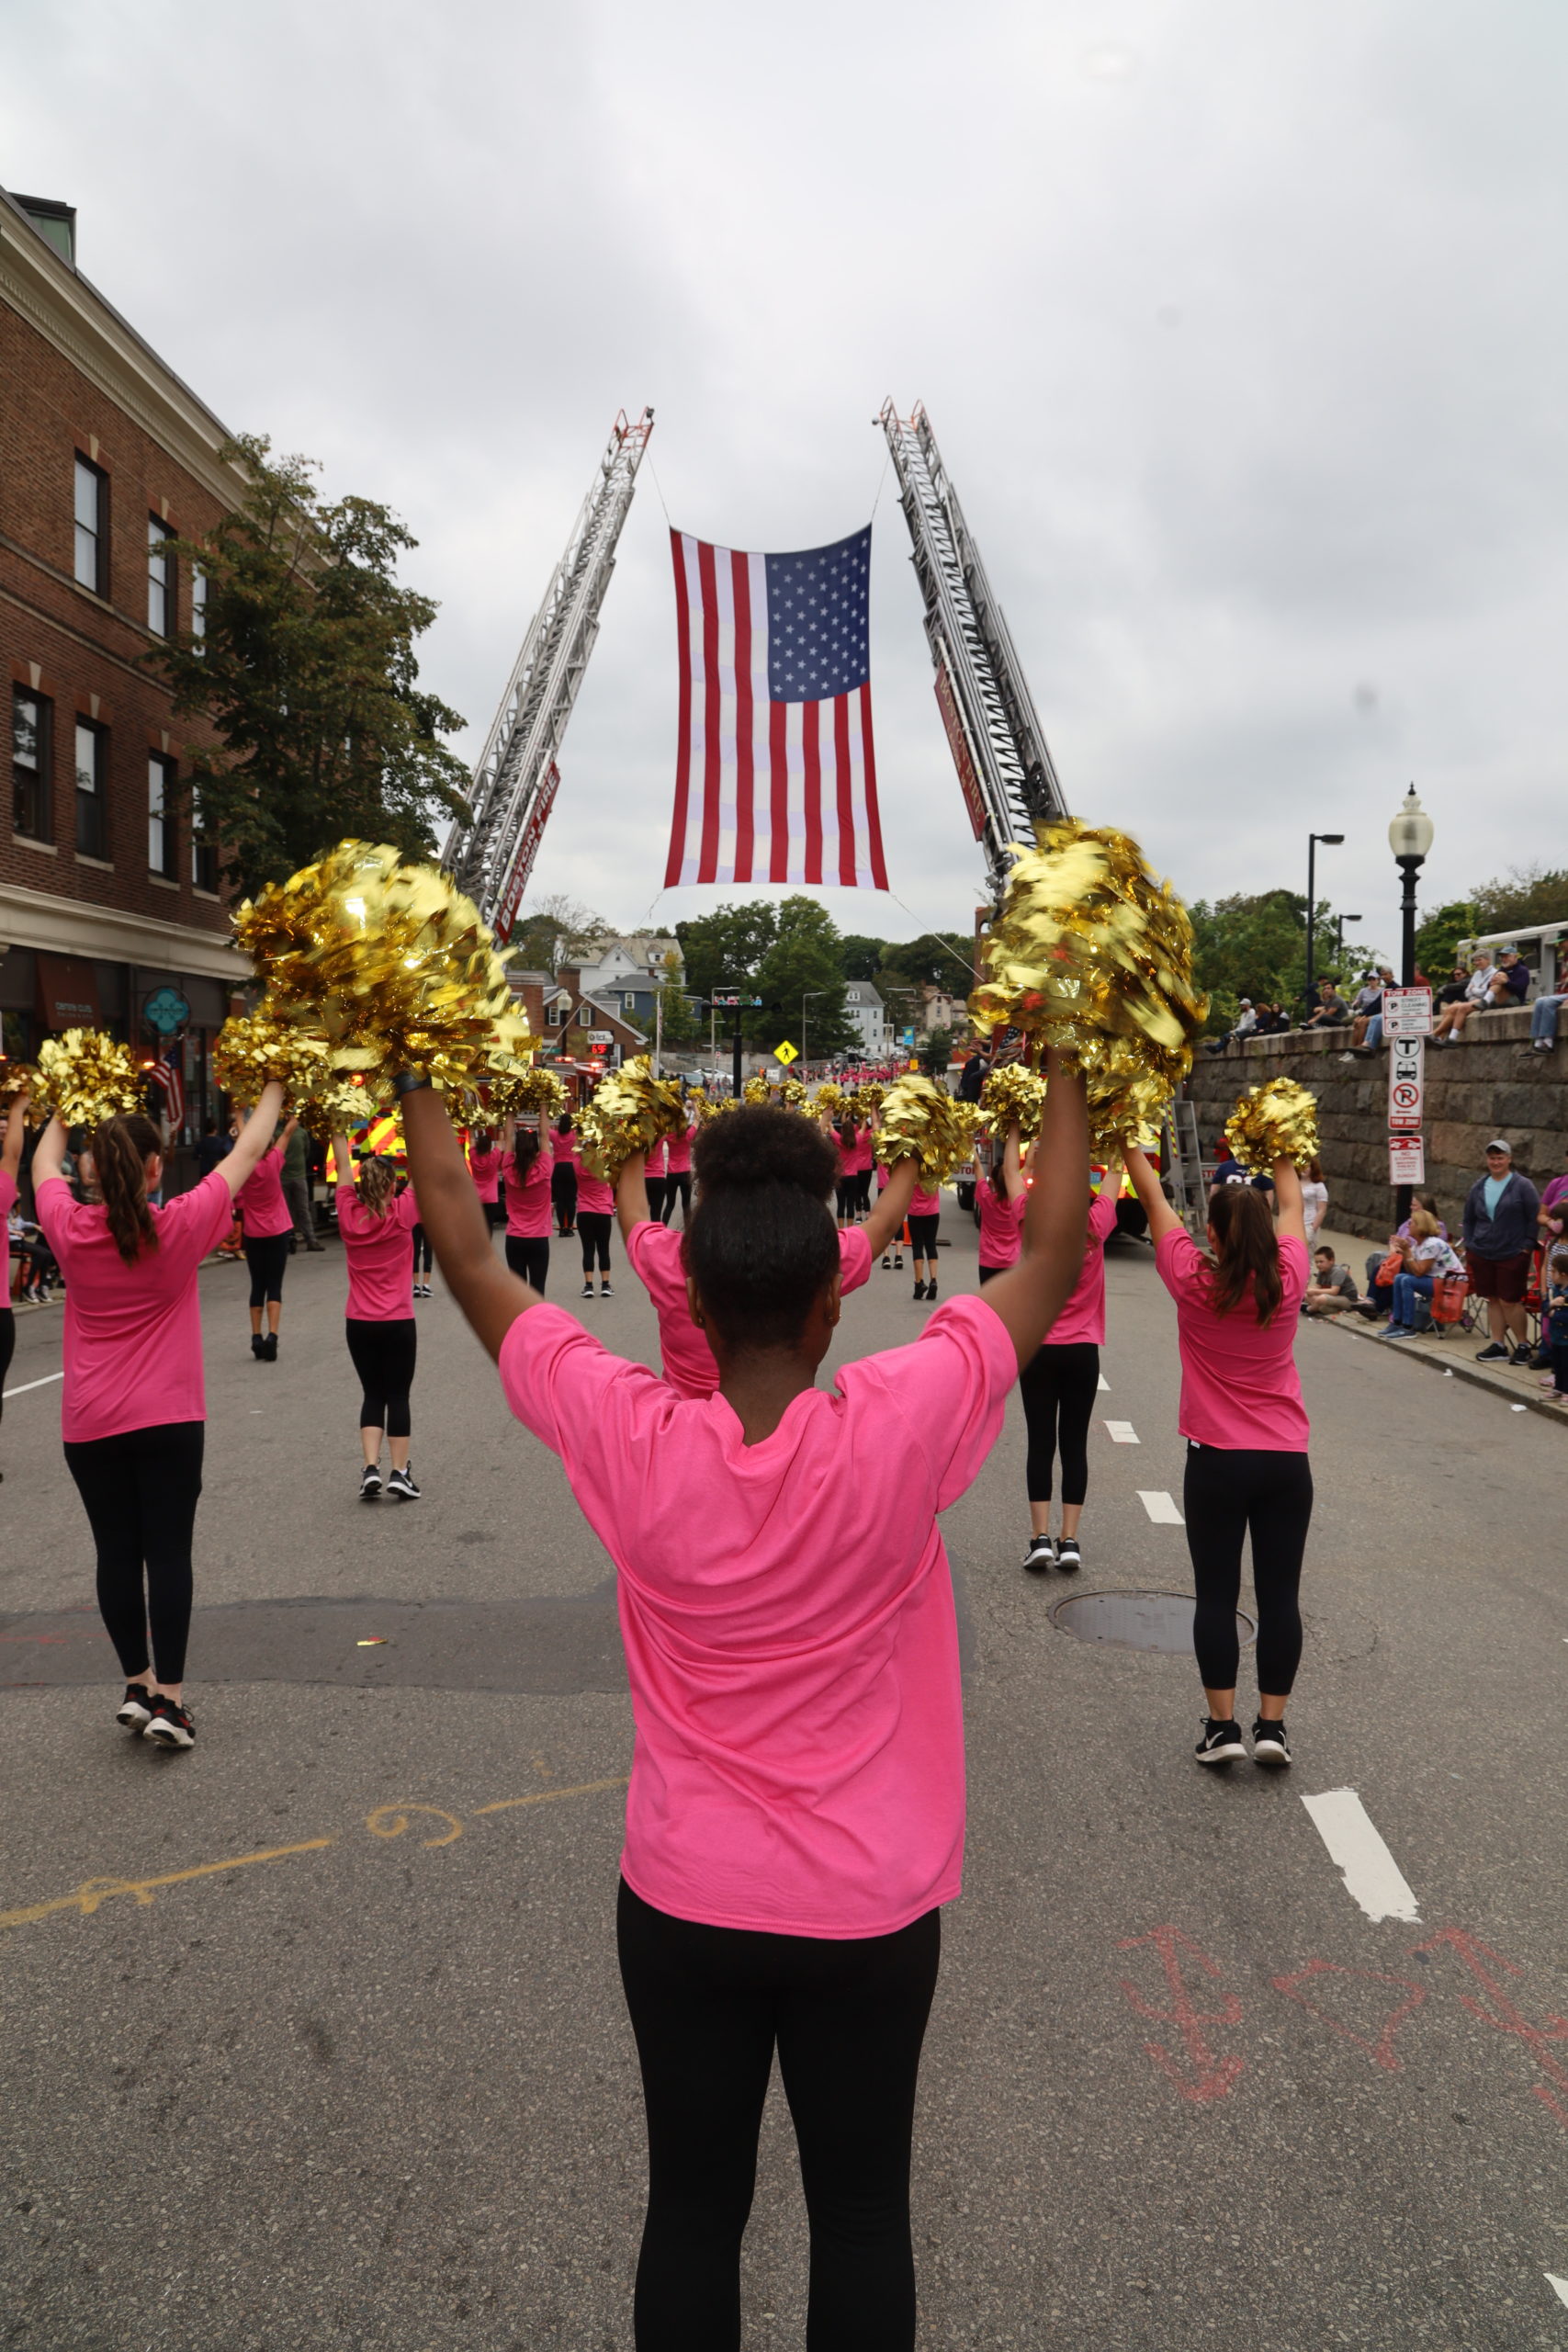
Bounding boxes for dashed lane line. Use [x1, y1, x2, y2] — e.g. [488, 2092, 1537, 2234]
[1137, 1490, 1184, 1524]
[1097, 1373, 1111, 1391]
[1300, 1789, 1421, 1924]
[1546, 2276, 1568, 2310]
[2, 1371, 64, 1399]
[1103, 1419, 1140, 1444]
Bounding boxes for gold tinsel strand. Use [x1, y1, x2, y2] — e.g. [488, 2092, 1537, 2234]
[873, 1074, 976, 1186]
[979, 1062, 1048, 1142]
[297, 1077, 382, 1144]
[970, 819, 1207, 1149]
[34, 1029, 146, 1128]
[741, 1074, 772, 1104]
[477, 1067, 569, 1125]
[775, 1075, 810, 1112]
[231, 840, 537, 1096]
[855, 1083, 885, 1119]
[813, 1081, 847, 1123]
[688, 1089, 719, 1124]
[212, 1012, 333, 1102]
[1, 1062, 47, 1126]
[1226, 1077, 1321, 1176]
[576, 1057, 689, 1180]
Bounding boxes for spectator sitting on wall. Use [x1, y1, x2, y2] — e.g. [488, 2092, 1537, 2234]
[1432, 952, 1495, 1045]
[1480, 945, 1531, 1013]
[1302, 985, 1349, 1030]
[1464, 1138, 1541, 1363]
[1254, 1001, 1291, 1035]
[1203, 998, 1258, 1054]
[1302, 1245, 1359, 1316]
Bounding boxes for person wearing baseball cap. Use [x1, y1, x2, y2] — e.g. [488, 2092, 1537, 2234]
[1463, 1140, 1540, 1363]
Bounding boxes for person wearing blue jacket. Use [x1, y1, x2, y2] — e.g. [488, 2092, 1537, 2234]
[1463, 1139, 1541, 1365]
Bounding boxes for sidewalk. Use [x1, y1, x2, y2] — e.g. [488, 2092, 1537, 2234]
[1311, 1222, 1565, 1423]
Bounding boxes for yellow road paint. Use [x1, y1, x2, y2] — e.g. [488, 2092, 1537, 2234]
[0, 1838, 336, 1931]
[366, 1804, 464, 1847]
[475, 1776, 630, 1815]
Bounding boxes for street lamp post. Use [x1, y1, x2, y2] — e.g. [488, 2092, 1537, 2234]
[1304, 832, 1345, 1003]
[1387, 785, 1436, 1226]
[1335, 913, 1362, 971]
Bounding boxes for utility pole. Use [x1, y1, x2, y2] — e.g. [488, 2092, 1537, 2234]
[1304, 831, 1344, 1002]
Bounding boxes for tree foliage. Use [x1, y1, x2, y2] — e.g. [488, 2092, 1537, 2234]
[675, 899, 856, 1053]
[918, 1024, 956, 1075]
[510, 892, 610, 976]
[656, 947, 703, 1044]
[1188, 888, 1377, 1032]
[154, 435, 470, 898]
[1466, 862, 1568, 938]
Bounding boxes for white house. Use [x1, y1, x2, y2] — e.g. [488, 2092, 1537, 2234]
[841, 979, 892, 1059]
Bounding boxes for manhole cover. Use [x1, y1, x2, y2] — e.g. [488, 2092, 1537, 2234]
[1049, 1589, 1257, 1657]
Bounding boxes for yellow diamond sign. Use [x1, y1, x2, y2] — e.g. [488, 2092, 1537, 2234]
[773, 1040, 799, 1065]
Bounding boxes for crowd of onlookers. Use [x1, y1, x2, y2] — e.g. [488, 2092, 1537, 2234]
[1205, 937, 1568, 1057]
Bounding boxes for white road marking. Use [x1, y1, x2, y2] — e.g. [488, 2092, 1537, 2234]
[1511, 1404, 1527, 1412]
[1, 1372, 64, 1399]
[1103, 1419, 1140, 1444]
[1301, 1790, 1421, 1924]
[1097, 1373, 1111, 1391]
[1137, 1489, 1184, 1524]
[1546, 2275, 1568, 2309]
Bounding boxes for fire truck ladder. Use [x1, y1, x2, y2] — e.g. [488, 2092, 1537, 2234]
[444, 407, 654, 936]
[878, 400, 1068, 899]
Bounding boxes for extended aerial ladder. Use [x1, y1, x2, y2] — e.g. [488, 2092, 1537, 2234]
[878, 400, 1068, 902]
[444, 407, 654, 939]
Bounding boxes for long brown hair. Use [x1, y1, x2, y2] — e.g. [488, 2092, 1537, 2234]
[94, 1114, 163, 1265]
[355, 1154, 397, 1220]
[1203, 1183, 1283, 1323]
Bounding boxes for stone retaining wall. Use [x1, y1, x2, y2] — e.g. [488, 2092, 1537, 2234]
[1183, 1006, 1566, 1240]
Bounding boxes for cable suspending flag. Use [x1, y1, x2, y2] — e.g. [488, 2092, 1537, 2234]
[664, 526, 888, 890]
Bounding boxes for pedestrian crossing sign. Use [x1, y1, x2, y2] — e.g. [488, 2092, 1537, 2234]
[774, 1040, 799, 1065]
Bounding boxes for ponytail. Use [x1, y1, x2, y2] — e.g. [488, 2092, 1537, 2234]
[1203, 1183, 1283, 1323]
[94, 1114, 163, 1265]
[355, 1154, 397, 1220]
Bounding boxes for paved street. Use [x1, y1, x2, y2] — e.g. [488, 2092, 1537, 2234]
[3, 1209, 1566, 2349]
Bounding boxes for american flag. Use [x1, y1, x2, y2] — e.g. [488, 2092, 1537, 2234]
[664, 526, 889, 890]
[149, 1047, 185, 1132]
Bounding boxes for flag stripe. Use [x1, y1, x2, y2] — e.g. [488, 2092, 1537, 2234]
[664, 530, 694, 887]
[732, 549, 755, 883]
[696, 539, 722, 885]
[860, 682, 888, 889]
[769, 698, 788, 883]
[834, 695, 854, 888]
[803, 700, 822, 884]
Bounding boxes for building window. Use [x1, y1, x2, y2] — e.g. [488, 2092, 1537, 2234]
[73, 456, 107, 595]
[191, 564, 207, 642]
[147, 517, 174, 635]
[74, 719, 107, 859]
[12, 687, 52, 841]
[577, 1004, 593, 1028]
[148, 754, 177, 877]
[191, 786, 219, 892]
[547, 998, 567, 1026]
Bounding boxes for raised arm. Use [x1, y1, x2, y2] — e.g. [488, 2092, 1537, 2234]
[216, 1082, 288, 1200]
[401, 1084, 537, 1360]
[615, 1149, 651, 1241]
[32, 1113, 68, 1188]
[1123, 1144, 1182, 1245]
[1, 1091, 28, 1182]
[331, 1134, 355, 1190]
[863, 1156, 919, 1259]
[1272, 1159, 1308, 1250]
[999, 1123, 1025, 1201]
[974, 1055, 1091, 1370]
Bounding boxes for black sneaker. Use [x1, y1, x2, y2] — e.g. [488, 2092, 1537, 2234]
[143, 1696, 196, 1750]
[251, 1334, 265, 1358]
[913, 1280, 925, 1300]
[882, 1254, 891, 1269]
[1195, 1717, 1247, 1766]
[581, 1282, 594, 1299]
[360, 1465, 382, 1502]
[1252, 1718, 1292, 1769]
[1474, 1342, 1508, 1362]
[1055, 1536, 1082, 1572]
[262, 1333, 278, 1362]
[600, 1283, 615, 1298]
[1022, 1533, 1055, 1573]
[386, 1465, 422, 1502]
[116, 1683, 153, 1732]
[893, 1252, 903, 1268]
[1509, 1345, 1533, 1366]
[926, 1283, 938, 1305]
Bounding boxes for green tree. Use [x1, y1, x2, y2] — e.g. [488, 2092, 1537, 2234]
[918, 1023, 956, 1076]
[1414, 899, 1479, 984]
[656, 948, 703, 1044]
[155, 435, 470, 897]
[675, 902, 781, 1007]
[839, 933, 891, 983]
[510, 892, 609, 975]
[752, 898, 855, 1055]
[1188, 888, 1365, 1031]
[880, 932, 976, 992]
[1468, 863, 1568, 937]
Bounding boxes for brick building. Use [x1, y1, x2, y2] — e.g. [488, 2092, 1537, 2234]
[1, 182, 249, 1152]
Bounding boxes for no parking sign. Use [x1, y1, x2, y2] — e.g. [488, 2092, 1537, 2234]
[1388, 1035, 1424, 1130]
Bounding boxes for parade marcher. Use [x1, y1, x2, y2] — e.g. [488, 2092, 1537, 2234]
[411, 1216, 434, 1298]
[975, 1122, 1026, 1283]
[1124, 1144, 1312, 1770]
[551, 1113, 579, 1237]
[908, 1171, 942, 1303]
[331, 1136, 423, 1501]
[236, 1109, 300, 1360]
[400, 1059, 1090, 2352]
[1016, 1150, 1120, 1573]
[616, 1146, 919, 1397]
[500, 1114, 553, 1295]
[852, 1111, 875, 1218]
[877, 1148, 905, 1272]
[576, 1137, 616, 1299]
[833, 1113, 857, 1228]
[281, 1115, 323, 1252]
[0, 1084, 27, 1479]
[32, 1080, 287, 1747]
[659, 1112, 695, 1227]
[644, 1134, 668, 1227]
[468, 1128, 503, 1235]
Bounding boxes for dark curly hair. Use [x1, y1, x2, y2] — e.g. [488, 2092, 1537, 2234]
[687, 1106, 840, 1351]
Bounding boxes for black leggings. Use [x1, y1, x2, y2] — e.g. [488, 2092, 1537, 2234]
[646, 1175, 667, 1222]
[660, 1171, 691, 1225]
[505, 1234, 550, 1293]
[0, 1306, 13, 1427]
[411, 1222, 433, 1275]
[244, 1232, 290, 1307]
[855, 1170, 873, 1216]
[345, 1317, 416, 1438]
[907, 1213, 939, 1261]
[1183, 1442, 1314, 1695]
[580, 1211, 613, 1273]
[616, 1880, 940, 2351]
[1017, 1340, 1099, 1506]
[552, 1163, 577, 1232]
[63, 1419, 204, 1684]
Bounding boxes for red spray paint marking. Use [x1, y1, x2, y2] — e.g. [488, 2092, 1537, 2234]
[1118, 1926, 1245, 2103]
[1271, 1959, 1428, 2072]
[1410, 1927, 1568, 2126]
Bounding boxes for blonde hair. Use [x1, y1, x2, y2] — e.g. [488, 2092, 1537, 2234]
[1408, 1208, 1438, 1239]
[355, 1155, 397, 1219]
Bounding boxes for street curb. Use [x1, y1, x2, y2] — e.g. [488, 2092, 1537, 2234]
[1314, 1308, 1567, 1425]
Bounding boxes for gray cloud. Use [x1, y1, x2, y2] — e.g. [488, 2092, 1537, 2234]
[6, 0, 1563, 948]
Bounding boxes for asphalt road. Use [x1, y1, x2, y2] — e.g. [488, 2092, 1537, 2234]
[4, 1205, 1566, 2349]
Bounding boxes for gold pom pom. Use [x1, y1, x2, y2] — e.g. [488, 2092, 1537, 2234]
[979, 1062, 1048, 1142]
[776, 1075, 810, 1112]
[971, 820, 1207, 1148]
[741, 1074, 772, 1104]
[577, 1056, 689, 1179]
[814, 1081, 846, 1123]
[297, 1077, 382, 1143]
[478, 1067, 569, 1125]
[873, 1075, 976, 1185]
[34, 1029, 145, 1128]
[1226, 1077, 1320, 1175]
[232, 840, 537, 1096]
[1, 1062, 46, 1126]
[688, 1089, 719, 1125]
[855, 1083, 885, 1119]
[212, 1012, 332, 1102]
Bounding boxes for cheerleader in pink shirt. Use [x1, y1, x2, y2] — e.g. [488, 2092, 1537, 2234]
[467, 1129, 503, 1236]
[1, 1081, 29, 1475]
[32, 1081, 287, 1749]
[401, 1061, 1089, 2349]
[331, 1136, 424, 1502]
[499, 1114, 554, 1294]
[234, 1113, 299, 1361]
[658, 1114, 696, 1227]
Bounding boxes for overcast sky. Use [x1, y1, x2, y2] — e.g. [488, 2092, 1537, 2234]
[6, 1, 1564, 960]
